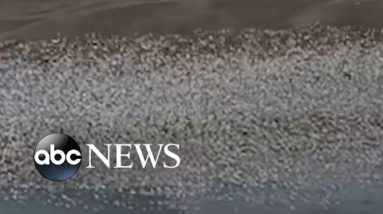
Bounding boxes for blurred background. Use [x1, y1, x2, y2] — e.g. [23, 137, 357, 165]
[0, 0, 382, 40]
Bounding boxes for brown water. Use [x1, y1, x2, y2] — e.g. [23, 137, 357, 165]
[0, 0, 382, 40]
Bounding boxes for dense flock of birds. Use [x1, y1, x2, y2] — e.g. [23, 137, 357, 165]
[0, 24, 383, 212]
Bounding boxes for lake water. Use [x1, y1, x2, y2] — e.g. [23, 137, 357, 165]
[0, 0, 383, 40]
[3, 183, 383, 214]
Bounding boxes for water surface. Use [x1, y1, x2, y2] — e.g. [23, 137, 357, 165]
[1, 0, 383, 40]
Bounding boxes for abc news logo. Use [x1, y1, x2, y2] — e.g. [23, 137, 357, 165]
[34, 134, 181, 181]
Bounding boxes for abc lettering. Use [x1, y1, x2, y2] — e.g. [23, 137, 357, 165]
[34, 145, 82, 165]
